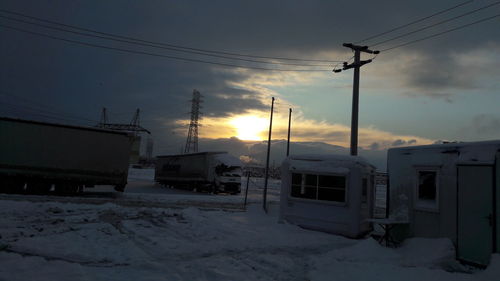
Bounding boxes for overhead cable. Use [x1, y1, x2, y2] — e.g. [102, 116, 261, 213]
[0, 14, 336, 67]
[371, 1, 500, 48]
[355, 0, 474, 43]
[381, 14, 500, 52]
[0, 8, 342, 64]
[0, 24, 332, 72]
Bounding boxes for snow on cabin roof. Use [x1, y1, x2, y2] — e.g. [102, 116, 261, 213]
[286, 154, 374, 174]
[389, 140, 500, 165]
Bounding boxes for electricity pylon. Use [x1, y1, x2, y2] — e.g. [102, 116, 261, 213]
[184, 89, 203, 153]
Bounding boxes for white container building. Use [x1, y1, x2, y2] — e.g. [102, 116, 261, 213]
[387, 140, 500, 266]
[279, 154, 376, 238]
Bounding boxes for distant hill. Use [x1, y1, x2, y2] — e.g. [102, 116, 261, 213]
[197, 137, 388, 171]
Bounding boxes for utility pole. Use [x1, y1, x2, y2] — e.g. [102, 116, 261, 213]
[130, 108, 140, 127]
[130, 108, 141, 137]
[286, 108, 292, 157]
[98, 107, 108, 127]
[335, 43, 379, 156]
[263, 97, 275, 213]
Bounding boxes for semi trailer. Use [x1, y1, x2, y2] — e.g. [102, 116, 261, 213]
[0, 117, 132, 194]
[155, 152, 242, 194]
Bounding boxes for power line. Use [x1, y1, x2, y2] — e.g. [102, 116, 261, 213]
[371, 1, 500, 48]
[0, 99, 98, 124]
[0, 103, 97, 125]
[381, 13, 500, 52]
[355, 0, 474, 44]
[0, 14, 335, 67]
[0, 8, 343, 64]
[0, 91, 94, 121]
[0, 24, 332, 72]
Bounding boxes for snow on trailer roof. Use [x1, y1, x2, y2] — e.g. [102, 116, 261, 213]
[389, 140, 500, 165]
[156, 151, 227, 158]
[214, 153, 242, 167]
[286, 154, 374, 174]
[156, 151, 242, 166]
[0, 116, 129, 136]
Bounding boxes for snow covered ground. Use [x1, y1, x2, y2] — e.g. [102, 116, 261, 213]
[0, 169, 498, 281]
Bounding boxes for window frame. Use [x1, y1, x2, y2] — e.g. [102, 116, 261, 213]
[361, 176, 369, 206]
[414, 167, 440, 212]
[289, 171, 348, 206]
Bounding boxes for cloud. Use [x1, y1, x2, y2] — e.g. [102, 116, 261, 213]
[369, 142, 380, 150]
[365, 46, 500, 101]
[390, 139, 417, 147]
[402, 53, 475, 91]
[457, 114, 500, 140]
[403, 91, 454, 103]
[391, 139, 406, 146]
[2, 0, 499, 159]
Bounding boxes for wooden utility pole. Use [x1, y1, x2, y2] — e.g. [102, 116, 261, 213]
[286, 108, 292, 157]
[335, 43, 379, 156]
[263, 97, 275, 213]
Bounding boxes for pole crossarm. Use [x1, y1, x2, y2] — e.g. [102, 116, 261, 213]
[333, 44, 379, 73]
[342, 43, 380, 54]
[342, 59, 373, 70]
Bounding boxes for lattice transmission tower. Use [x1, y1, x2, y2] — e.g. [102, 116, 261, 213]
[97, 107, 150, 134]
[184, 89, 203, 153]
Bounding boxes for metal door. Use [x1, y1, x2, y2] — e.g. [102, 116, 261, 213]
[496, 152, 500, 253]
[457, 165, 494, 266]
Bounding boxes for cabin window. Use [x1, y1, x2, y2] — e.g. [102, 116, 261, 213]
[415, 170, 439, 211]
[291, 173, 346, 203]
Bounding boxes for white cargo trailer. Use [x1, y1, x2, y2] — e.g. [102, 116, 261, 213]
[155, 152, 242, 194]
[0, 117, 132, 193]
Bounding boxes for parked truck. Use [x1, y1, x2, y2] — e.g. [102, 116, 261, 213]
[155, 152, 242, 194]
[0, 117, 132, 194]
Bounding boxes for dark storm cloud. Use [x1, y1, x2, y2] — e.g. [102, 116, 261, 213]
[400, 53, 475, 92]
[202, 87, 268, 118]
[1, 0, 499, 156]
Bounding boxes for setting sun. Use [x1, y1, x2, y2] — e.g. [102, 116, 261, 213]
[230, 115, 268, 141]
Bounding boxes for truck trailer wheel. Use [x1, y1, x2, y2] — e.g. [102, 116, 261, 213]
[26, 181, 52, 194]
[54, 183, 79, 195]
[0, 178, 25, 194]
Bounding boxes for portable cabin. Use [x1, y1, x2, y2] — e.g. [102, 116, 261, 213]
[387, 140, 500, 266]
[279, 154, 376, 238]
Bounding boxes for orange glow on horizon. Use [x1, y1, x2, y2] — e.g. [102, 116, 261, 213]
[230, 115, 268, 141]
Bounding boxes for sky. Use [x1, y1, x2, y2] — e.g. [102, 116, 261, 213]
[1, 0, 499, 169]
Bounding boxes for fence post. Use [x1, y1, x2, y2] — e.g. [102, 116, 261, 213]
[244, 172, 250, 208]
